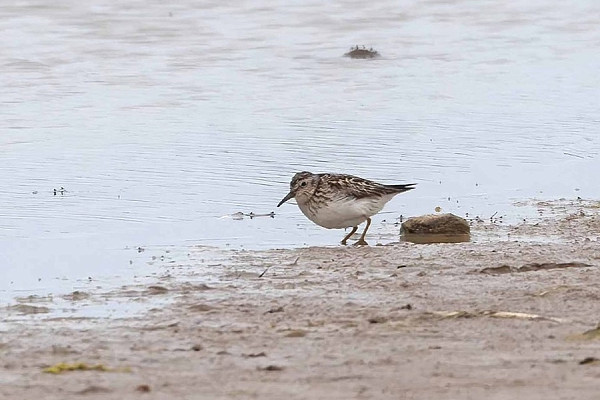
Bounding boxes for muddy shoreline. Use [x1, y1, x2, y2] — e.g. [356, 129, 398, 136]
[1, 200, 600, 399]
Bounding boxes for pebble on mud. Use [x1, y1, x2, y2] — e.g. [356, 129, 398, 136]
[259, 365, 284, 371]
[136, 384, 151, 392]
[368, 316, 388, 324]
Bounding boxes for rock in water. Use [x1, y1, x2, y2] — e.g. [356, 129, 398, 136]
[401, 214, 470, 243]
[344, 46, 380, 59]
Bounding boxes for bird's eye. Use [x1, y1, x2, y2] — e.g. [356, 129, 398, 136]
[301, 181, 307, 187]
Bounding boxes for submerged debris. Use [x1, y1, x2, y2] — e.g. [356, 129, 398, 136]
[344, 45, 380, 59]
[226, 211, 275, 220]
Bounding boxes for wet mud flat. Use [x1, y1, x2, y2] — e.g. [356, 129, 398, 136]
[1, 200, 600, 400]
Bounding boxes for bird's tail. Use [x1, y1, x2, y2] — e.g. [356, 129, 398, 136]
[385, 183, 416, 193]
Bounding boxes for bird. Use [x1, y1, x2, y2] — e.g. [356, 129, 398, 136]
[277, 172, 415, 246]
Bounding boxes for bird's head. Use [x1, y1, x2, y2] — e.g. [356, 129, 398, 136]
[277, 171, 319, 207]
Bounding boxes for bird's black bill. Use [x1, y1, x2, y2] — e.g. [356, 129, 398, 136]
[277, 191, 295, 207]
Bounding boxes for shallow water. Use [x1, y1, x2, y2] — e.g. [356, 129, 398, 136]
[1, 0, 599, 301]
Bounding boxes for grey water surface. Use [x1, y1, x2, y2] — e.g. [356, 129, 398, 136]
[1, 0, 599, 301]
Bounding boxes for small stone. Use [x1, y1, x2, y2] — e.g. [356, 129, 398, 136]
[260, 365, 284, 371]
[136, 384, 151, 392]
[368, 316, 387, 324]
[266, 306, 284, 314]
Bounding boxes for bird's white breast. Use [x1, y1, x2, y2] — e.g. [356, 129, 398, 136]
[297, 194, 396, 229]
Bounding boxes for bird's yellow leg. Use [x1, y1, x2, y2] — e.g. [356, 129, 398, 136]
[341, 226, 358, 245]
[353, 217, 371, 246]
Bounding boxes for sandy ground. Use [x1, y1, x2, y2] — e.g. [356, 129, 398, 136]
[1, 199, 600, 400]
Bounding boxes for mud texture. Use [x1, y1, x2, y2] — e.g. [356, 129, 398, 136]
[1, 199, 600, 400]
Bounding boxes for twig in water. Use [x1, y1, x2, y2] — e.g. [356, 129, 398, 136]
[490, 211, 498, 223]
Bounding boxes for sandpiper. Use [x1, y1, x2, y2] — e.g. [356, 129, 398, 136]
[277, 172, 415, 246]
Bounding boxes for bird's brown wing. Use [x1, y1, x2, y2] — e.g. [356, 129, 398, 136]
[321, 174, 408, 200]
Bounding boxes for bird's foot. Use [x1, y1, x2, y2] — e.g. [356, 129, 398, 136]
[341, 240, 348, 246]
[353, 239, 368, 246]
